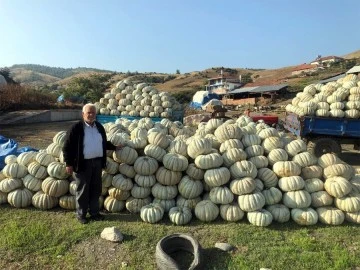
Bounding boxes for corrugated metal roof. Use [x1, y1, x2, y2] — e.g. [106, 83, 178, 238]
[252, 84, 288, 93]
[229, 86, 258, 94]
[228, 84, 287, 94]
[346, 65, 360, 74]
[318, 73, 346, 84]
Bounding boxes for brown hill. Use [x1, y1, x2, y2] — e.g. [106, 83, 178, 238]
[8, 49, 360, 92]
[343, 50, 360, 59]
[11, 68, 61, 86]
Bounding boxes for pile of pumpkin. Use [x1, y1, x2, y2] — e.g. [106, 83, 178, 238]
[1, 113, 360, 227]
[286, 73, 360, 118]
[94, 78, 182, 119]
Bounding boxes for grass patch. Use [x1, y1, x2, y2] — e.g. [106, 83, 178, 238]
[0, 205, 359, 270]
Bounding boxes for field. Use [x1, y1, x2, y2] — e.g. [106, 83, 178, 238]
[0, 121, 360, 270]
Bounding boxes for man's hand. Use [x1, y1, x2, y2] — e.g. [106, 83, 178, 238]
[66, 166, 74, 175]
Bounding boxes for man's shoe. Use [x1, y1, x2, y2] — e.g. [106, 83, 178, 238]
[77, 216, 88, 224]
[90, 214, 105, 221]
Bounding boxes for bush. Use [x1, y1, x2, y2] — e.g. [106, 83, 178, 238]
[0, 84, 58, 111]
[171, 89, 198, 104]
[61, 74, 112, 103]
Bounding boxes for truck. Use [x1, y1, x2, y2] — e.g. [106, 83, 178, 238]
[283, 112, 360, 157]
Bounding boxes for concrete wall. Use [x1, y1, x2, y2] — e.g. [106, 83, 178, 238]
[6, 110, 82, 124]
[222, 97, 256, 106]
[50, 110, 82, 121]
[291, 67, 318, 76]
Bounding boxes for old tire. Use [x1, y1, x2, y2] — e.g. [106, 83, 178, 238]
[308, 138, 342, 158]
[155, 233, 203, 270]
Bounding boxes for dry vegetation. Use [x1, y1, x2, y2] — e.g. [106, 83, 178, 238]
[11, 68, 60, 86]
[343, 49, 360, 59]
[0, 84, 79, 112]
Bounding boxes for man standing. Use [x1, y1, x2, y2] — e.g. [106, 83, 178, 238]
[63, 103, 120, 224]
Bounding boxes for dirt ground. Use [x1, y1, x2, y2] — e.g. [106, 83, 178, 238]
[1, 121, 78, 150]
[1, 120, 359, 170]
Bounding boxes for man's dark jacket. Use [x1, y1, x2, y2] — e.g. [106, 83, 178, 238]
[63, 120, 116, 172]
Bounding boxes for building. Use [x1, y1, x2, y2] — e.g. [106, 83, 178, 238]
[291, 64, 318, 76]
[219, 84, 288, 106]
[205, 70, 242, 94]
[310, 56, 344, 66]
[346, 65, 360, 75]
[227, 84, 288, 97]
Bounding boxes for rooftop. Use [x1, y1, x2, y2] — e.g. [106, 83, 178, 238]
[292, 64, 316, 71]
[346, 65, 360, 74]
[207, 76, 240, 81]
[318, 73, 346, 84]
[228, 84, 288, 94]
[311, 55, 344, 62]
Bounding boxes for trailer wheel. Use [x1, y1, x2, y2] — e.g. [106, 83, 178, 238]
[308, 138, 342, 158]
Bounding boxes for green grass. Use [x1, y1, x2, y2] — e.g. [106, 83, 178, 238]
[0, 205, 359, 270]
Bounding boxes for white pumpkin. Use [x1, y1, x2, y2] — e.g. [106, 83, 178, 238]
[194, 200, 219, 222]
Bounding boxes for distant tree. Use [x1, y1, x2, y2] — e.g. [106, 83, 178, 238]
[241, 73, 253, 84]
[172, 89, 197, 104]
[342, 59, 356, 69]
[164, 75, 176, 82]
[62, 74, 112, 103]
[0, 68, 18, 84]
[176, 69, 181, 74]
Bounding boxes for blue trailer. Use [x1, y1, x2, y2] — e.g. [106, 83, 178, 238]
[283, 113, 360, 157]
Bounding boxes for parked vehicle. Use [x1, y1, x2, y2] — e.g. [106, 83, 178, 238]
[283, 112, 360, 157]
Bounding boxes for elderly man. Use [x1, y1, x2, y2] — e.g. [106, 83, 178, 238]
[63, 103, 121, 224]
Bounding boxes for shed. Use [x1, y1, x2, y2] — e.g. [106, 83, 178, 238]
[225, 84, 288, 100]
[346, 65, 360, 75]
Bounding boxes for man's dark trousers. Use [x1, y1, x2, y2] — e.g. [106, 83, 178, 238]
[74, 158, 102, 218]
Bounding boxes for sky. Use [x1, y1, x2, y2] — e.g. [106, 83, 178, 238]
[1, 0, 359, 73]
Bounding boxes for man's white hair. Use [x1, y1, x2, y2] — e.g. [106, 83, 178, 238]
[82, 103, 96, 113]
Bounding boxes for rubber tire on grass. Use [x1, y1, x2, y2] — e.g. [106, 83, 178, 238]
[155, 233, 203, 270]
[308, 138, 342, 158]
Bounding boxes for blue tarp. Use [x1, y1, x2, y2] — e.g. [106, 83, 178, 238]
[203, 93, 220, 104]
[189, 93, 220, 109]
[57, 94, 65, 103]
[189, 101, 202, 109]
[0, 135, 38, 170]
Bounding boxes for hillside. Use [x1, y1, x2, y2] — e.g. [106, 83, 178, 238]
[11, 68, 63, 86]
[8, 64, 113, 86]
[343, 50, 360, 59]
[4, 49, 360, 91]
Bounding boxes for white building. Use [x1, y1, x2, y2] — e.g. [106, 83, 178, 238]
[310, 56, 344, 66]
[205, 71, 242, 94]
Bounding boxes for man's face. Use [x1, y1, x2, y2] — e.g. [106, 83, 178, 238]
[83, 106, 96, 124]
